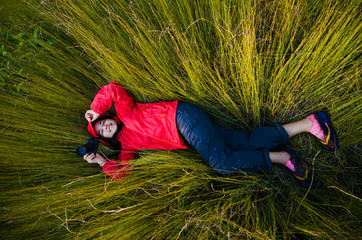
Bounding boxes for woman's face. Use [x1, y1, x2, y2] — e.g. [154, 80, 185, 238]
[94, 118, 118, 138]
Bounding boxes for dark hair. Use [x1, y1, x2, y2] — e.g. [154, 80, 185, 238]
[93, 116, 123, 149]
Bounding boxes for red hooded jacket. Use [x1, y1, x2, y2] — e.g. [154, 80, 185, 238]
[88, 82, 188, 180]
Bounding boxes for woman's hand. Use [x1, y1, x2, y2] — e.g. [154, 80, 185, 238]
[83, 153, 107, 167]
[85, 110, 100, 122]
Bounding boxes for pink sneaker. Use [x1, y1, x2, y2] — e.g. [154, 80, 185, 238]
[307, 112, 338, 151]
[285, 148, 314, 188]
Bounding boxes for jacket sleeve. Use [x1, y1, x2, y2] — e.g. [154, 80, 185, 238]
[101, 151, 136, 180]
[91, 82, 135, 118]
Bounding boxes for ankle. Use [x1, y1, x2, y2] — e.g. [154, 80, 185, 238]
[269, 151, 290, 165]
[307, 114, 318, 133]
[304, 117, 314, 132]
[307, 114, 327, 141]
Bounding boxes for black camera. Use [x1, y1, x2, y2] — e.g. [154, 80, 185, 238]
[76, 138, 99, 157]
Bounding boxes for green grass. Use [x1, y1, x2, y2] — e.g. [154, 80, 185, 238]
[1, 0, 361, 239]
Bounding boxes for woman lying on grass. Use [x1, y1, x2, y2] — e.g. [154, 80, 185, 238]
[84, 82, 338, 187]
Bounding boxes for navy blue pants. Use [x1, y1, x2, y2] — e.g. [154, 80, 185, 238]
[176, 102, 289, 175]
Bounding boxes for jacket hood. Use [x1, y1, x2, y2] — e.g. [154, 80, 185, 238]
[87, 114, 121, 146]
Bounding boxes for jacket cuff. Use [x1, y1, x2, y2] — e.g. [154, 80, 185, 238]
[102, 160, 122, 180]
[102, 160, 118, 171]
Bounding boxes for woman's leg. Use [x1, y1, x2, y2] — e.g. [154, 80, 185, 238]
[269, 151, 290, 164]
[214, 123, 289, 151]
[203, 113, 326, 151]
[282, 113, 338, 151]
[176, 103, 273, 175]
[270, 150, 314, 187]
[215, 115, 332, 149]
[282, 118, 313, 138]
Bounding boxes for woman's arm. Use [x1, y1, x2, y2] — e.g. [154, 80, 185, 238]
[84, 152, 134, 180]
[90, 82, 135, 118]
[83, 153, 108, 167]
